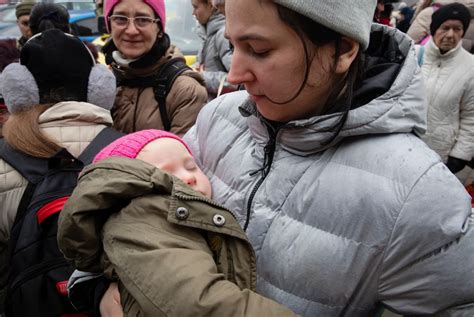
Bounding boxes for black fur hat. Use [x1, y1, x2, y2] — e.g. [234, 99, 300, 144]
[20, 29, 94, 103]
[430, 3, 471, 36]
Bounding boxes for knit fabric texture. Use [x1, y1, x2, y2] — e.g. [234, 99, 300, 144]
[15, 0, 36, 18]
[104, 0, 166, 32]
[93, 129, 192, 163]
[273, 0, 376, 50]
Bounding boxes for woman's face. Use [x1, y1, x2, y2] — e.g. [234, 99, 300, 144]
[111, 0, 160, 59]
[191, 0, 215, 26]
[225, 0, 337, 122]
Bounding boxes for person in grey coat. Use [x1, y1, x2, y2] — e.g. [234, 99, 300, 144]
[191, 0, 234, 98]
[97, 0, 474, 315]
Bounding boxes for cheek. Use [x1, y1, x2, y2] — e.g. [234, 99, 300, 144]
[111, 29, 121, 42]
[198, 172, 211, 189]
[145, 28, 159, 47]
[258, 57, 306, 94]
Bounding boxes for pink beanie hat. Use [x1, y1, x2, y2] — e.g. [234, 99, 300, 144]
[104, 0, 166, 33]
[93, 129, 192, 163]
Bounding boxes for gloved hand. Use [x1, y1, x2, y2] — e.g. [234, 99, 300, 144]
[446, 156, 468, 174]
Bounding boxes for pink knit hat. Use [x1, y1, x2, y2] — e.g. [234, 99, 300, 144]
[93, 129, 192, 163]
[104, 0, 166, 33]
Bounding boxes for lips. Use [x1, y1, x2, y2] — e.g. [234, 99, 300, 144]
[249, 94, 264, 103]
[123, 39, 142, 46]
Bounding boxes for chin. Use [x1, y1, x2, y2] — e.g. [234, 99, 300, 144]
[122, 50, 144, 60]
[256, 105, 290, 123]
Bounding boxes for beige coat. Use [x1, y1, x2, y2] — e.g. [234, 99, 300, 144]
[58, 158, 296, 317]
[111, 46, 208, 135]
[0, 101, 113, 309]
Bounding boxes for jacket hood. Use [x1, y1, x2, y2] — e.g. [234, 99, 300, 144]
[39, 101, 113, 126]
[425, 36, 463, 58]
[240, 24, 427, 156]
[205, 13, 225, 36]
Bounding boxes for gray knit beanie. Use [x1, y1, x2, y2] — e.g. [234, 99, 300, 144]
[273, 0, 376, 50]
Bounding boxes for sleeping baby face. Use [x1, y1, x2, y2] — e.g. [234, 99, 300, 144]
[136, 138, 212, 198]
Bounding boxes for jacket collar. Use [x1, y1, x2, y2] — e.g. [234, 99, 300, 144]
[38, 101, 113, 127]
[203, 13, 225, 36]
[426, 38, 463, 60]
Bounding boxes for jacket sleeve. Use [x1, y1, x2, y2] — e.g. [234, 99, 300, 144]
[449, 74, 474, 161]
[167, 73, 208, 136]
[377, 162, 474, 316]
[102, 203, 297, 317]
[407, 7, 432, 43]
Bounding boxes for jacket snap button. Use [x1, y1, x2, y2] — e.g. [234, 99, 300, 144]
[176, 207, 189, 220]
[213, 214, 226, 227]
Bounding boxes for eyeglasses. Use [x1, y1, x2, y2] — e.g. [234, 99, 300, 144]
[109, 15, 160, 29]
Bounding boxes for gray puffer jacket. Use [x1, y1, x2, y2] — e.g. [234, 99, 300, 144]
[195, 13, 233, 95]
[184, 25, 474, 316]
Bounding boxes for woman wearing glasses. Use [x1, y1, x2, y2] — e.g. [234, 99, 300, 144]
[103, 0, 208, 135]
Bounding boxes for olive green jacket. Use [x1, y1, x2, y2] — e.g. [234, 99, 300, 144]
[57, 157, 295, 317]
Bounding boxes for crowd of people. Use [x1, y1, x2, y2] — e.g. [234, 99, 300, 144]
[0, 0, 473, 316]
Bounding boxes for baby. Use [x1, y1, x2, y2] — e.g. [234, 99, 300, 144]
[58, 129, 294, 317]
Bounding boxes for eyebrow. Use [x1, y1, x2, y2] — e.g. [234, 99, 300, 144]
[113, 10, 153, 17]
[224, 32, 268, 42]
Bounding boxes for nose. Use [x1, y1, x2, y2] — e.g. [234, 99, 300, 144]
[180, 171, 197, 186]
[446, 28, 455, 38]
[124, 20, 140, 35]
[227, 50, 253, 86]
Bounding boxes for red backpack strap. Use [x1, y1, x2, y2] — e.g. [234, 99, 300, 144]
[36, 196, 70, 225]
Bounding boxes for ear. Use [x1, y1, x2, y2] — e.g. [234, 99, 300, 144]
[335, 37, 360, 74]
[1, 63, 39, 113]
[87, 64, 117, 110]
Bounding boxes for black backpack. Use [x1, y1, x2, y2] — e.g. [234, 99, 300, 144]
[117, 58, 191, 131]
[0, 127, 123, 317]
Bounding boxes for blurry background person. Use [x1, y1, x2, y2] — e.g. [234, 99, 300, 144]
[379, 2, 394, 26]
[103, 0, 208, 134]
[374, 0, 385, 22]
[191, 0, 234, 99]
[0, 39, 20, 139]
[396, 5, 415, 33]
[15, 0, 36, 49]
[418, 3, 474, 181]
